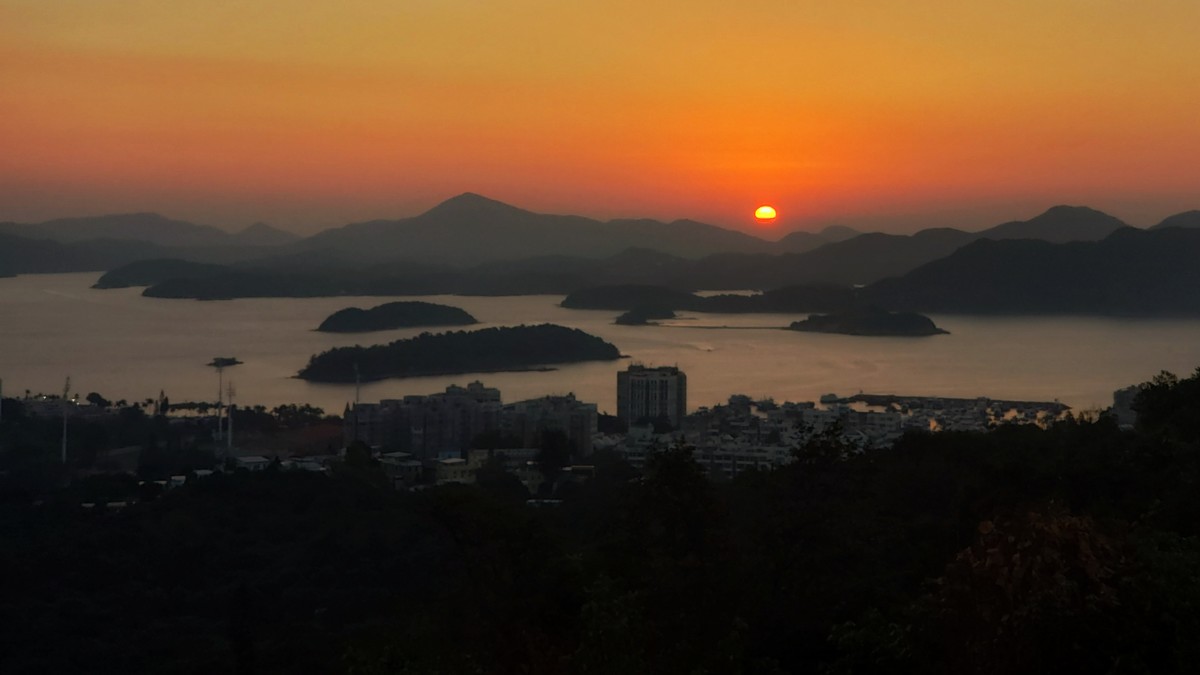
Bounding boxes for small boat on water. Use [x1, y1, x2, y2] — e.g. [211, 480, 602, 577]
[207, 357, 243, 368]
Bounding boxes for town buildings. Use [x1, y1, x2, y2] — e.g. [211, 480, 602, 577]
[343, 381, 501, 459]
[616, 364, 687, 429]
[501, 393, 598, 455]
[344, 382, 597, 459]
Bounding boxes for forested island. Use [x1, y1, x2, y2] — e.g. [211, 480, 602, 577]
[316, 301, 477, 332]
[788, 308, 948, 336]
[299, 324, 621, 382]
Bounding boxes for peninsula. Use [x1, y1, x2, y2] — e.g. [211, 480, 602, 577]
[316, 301, 477, 333]
[93, 259, 227, 289]
[788, 308, 948, 337]
[299, 324, 621, 382]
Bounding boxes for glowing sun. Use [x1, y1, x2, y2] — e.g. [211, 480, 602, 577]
[754, 205, 777, 223]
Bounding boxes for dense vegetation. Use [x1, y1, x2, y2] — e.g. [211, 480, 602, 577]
[3, 368, 1200, 673]
[0, 397, 339, 498]
[316, 301, 477, 332]
[788, 308, 948, 336]
[298, 324, 621, 382]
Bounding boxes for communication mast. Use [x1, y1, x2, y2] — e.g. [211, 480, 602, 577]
[61, 376, 71, 464]
[208, 358, 242, 444]
[226, 381, 236, 453]
[215, 363, 225, 442]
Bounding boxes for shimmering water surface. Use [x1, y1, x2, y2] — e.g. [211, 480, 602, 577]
[3, 273, 1200, 415]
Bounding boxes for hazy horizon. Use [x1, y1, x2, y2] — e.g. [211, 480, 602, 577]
[1, 192, 1193, 240]
[4, 1, 1199, 237]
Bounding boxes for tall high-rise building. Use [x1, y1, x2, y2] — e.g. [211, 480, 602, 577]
[617, 365, 687, 429]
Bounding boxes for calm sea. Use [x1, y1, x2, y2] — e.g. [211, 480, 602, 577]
[2, 273, 1199, 415]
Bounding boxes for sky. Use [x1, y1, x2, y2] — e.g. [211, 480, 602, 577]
[2, 0, 1199, 235]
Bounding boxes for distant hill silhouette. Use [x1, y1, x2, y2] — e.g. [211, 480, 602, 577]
[0, 232, 166, 276]
[738, 207, 1129, 287]
[0, 213, 307, 276]
[299, 193, 775, 265]
[648, 227, 977, 289]
[775, 227, 979, 286]
[870, 227, 1200, 315]
[231, 222, 300, 247]
[295, 200, 1130, 268]
[774, 225, 863, 253]
[0, 213, 231, 247]
[92, 259, 229, 289]
[1151, 210, 1200, 230]
[977, 205, 1127, 243]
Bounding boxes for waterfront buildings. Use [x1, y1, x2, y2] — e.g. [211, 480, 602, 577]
[343, 381, 501, 459]
[616, 364, 687, 429]
[501, 393, 598, 455]
[344, 382, 598, 459]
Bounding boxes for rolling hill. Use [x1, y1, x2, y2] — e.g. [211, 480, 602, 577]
[298, 193, 775, 264]
[977, 205, 1128, 243]
[869, 227, 1200, 315]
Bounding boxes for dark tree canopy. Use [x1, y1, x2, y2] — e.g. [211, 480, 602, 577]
[298, 324, 621, 382]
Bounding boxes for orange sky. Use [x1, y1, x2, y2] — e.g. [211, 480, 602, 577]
[2, 0, 1199, 235]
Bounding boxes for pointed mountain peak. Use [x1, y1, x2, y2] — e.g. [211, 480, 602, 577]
[423, 193, 531, 219]
[982, 205, 1127, 243]
[1030, 205, 1119, 222]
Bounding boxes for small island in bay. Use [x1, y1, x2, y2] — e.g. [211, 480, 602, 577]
[561, 285, 702, 311]
[207, 357, 243, 367]
[788, 308, 948, 337]
[299, 324, 621, 382]
[316, 301, 478, 333]
[615, 306, 677, 326]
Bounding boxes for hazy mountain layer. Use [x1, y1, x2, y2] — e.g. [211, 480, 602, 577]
[299, 193, 775, 265]
[0, 232, 165, 276]
[0, 213, 299, 250]
[1152, 210, 1200, 230]
[977, 205, 1128, 243]
[871, 227, 1200, 314]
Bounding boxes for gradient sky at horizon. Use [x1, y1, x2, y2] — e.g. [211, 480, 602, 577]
[2, 0, 1199, 235]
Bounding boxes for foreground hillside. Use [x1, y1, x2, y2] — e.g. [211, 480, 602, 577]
[3, 368, 1200, 673]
